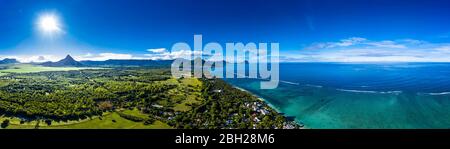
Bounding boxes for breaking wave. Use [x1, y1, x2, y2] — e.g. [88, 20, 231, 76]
[336, 89, 402, 94]
[419, 92, 450, 96]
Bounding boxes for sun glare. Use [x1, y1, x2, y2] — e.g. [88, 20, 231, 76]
[38, 13, 61, 34]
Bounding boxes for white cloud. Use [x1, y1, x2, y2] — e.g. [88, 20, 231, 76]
[1, 52, 147, 63]
[401, 39, 427, 45]
[76, 53, 135, 61]
[336, 37, 367, 47]
[288, 38, 450, 62]
[144, 49, 204, 60]
[435, 46, 450, 53]
[84, 53, 94, 57]
[305, 37, 367, 50]
[365, 40, 406, 48]
[0, 55, 61, 63]
[3, 49, 207, 63]
[305, 37, 408, 50]
[147, 48, 167, 53]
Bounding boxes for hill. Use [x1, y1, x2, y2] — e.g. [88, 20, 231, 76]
[41, 55, 84, 67]
[0, 58, 19, 64]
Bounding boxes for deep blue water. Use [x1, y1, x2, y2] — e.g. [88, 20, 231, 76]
[223, 63, 450, 128]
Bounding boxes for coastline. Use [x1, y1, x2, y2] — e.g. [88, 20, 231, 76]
[232, 86, 282, 112]
[231, 85, 307, 129]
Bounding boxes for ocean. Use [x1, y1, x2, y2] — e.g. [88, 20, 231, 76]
[222, 63, 450, 128]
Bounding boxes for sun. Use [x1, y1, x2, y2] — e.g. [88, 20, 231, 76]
[38, 13, 61, 34]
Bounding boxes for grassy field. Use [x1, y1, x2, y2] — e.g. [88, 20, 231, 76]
[1, 109, 172, 129]
[46, 112, 171, 129]
[0, 68, 202, 129]
[170, 78, 203, 112]
[0, 64, 96, 75]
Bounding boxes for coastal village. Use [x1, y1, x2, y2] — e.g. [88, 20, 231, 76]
[150, 99, 301, 129]
[146, 78, 302, 129]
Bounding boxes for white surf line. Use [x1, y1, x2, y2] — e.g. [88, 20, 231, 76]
[336, 88, 402, 94]
[224, 72, 300, 85]
[336, 89, 378, 93]
[280, 80, 300, 85]
[419, 92, 450, 95]
[304, 84, 323, 88]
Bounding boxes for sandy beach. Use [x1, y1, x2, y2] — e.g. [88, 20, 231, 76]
[231, 85, 307, 129]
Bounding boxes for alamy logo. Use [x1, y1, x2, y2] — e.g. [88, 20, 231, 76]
[170, 35, 279, 89]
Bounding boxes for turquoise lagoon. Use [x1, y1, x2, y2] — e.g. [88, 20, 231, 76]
[223, 63, 450, 128]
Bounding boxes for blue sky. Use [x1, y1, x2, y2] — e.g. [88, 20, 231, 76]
[0, 0, 450, 62]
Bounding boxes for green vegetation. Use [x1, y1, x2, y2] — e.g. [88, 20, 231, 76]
[0, 64, 297, 129]
[168, 78, 298, 129]
[1, 111, 171, 129]
[171, 78, 203, 112]
[0, 64, 89, 74]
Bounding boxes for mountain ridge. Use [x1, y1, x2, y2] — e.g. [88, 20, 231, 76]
[41, 55, 84, 67]
[0, 58, 19, 64]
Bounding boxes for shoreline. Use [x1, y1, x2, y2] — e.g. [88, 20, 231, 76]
[231, 85, 307, 129]
[232, 86, 282, 112]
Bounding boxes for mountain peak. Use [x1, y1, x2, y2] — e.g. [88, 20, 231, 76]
[41, 54, 83, 67]
[64, 55, 75, 60]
